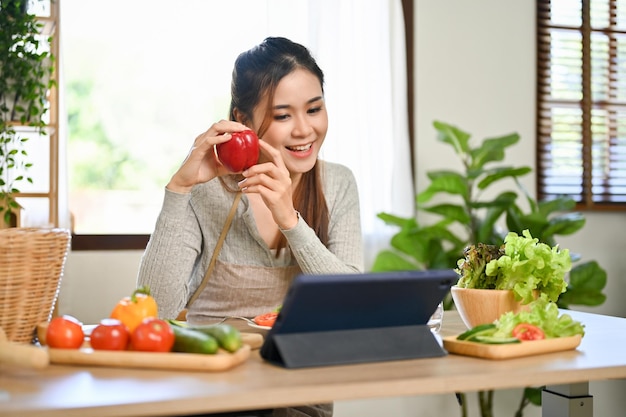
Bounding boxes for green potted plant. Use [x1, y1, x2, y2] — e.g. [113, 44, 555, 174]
[371, 120, 607, 417]
[0, 0, 55, 227]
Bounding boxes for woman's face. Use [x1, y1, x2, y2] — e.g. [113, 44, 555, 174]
[251, 68, 328, 177]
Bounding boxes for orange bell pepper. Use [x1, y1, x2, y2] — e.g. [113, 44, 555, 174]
[110, 286, 158, 333]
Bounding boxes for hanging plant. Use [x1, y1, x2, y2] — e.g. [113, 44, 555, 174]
[0, 0, 55, 226]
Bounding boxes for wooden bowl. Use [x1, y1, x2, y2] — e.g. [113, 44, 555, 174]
[450, 286, 532, 329]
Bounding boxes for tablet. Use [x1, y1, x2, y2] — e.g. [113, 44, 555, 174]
[260, 269, 458, 368]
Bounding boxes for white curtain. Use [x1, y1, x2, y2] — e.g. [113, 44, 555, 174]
[301, 0, 415, 269]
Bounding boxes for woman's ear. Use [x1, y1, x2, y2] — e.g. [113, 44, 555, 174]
[232, 108, 247, 125]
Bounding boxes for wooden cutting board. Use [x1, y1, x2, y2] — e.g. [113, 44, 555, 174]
[47, 333, 263, 372]
[443, 334, 582, 360]
[48, 344, 251, 372]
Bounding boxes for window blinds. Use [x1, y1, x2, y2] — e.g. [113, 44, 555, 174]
[536, 0, 626, 207]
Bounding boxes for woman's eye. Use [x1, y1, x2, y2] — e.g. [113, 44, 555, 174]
[308, 106, 322, 114]
[274, 114, 289, 121]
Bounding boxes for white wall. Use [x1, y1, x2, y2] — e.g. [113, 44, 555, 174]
[57, 1, 626, 416]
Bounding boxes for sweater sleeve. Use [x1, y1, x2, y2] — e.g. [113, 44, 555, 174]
[136, 189, 203, 319]
[282, 163, 364, 274]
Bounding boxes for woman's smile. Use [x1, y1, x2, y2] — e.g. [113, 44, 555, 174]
[286, 142, 314, 157]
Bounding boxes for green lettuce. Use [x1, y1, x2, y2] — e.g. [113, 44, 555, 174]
[494, 295, 585, 339]
[456, 229, 570, 304]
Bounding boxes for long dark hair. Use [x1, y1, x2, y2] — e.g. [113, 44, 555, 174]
[229, 37, 329, 249]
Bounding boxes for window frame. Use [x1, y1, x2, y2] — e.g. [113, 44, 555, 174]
[70, 0, 416, 251]
[536, 0, 626, 211]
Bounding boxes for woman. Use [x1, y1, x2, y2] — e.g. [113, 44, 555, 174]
[137, 37, 363, 417]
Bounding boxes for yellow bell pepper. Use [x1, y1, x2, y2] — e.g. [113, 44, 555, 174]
[110, 286, 158, 333]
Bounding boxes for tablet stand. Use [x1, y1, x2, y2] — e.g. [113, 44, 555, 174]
[266, 324, 446, 369]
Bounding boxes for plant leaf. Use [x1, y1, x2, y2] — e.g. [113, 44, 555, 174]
[523, 387, 543, 406]
[370, 250, 420, 272]
[417, 172, 469, 203]
[421, 203, 471, 224]
[558, 261, 607, 308]
[433, 120, 470, 155]
[469, 191, 518, 209]
[537, 196, 576, 217]
[390, 230, 430, 263]
[376, 212, 417, 229]
[477, 166, 532, 190]
[541, 213, 586, 237]
[470, 132, 520, 169]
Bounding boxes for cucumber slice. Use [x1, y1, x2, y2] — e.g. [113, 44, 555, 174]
[457, 323, 497, 340]
[473, 335, 521, 344]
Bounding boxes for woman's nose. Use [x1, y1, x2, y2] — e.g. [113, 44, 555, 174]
[292, 114, 313, 137]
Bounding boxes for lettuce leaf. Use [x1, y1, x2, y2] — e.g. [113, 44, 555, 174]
[484, 230, 570, 303]
[494, 295, 585, 339]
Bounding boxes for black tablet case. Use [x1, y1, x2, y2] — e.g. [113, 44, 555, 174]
[260, 269, 457, 368]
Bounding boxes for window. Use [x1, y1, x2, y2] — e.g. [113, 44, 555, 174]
[61, 0, 415, 255]
[536, 0, 626, 208]
[5, 0, 59, 228]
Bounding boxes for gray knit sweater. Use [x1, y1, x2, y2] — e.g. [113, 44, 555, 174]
[137, 160, 364, 320]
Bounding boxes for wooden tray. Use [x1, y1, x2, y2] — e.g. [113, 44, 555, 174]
[443, 334, 582, 360]
[48, 344, 251, 372]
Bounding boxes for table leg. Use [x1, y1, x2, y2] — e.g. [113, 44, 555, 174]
[542, 383, 593, 417]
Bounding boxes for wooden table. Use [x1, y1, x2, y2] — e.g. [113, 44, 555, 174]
[1, 310, 625, 417]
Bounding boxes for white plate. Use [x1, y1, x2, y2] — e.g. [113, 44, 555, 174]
[218, 315, 273, 330]
[246, 322, 271, 330]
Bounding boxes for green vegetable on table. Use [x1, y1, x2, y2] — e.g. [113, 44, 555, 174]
[456, 229, 571, 304]
[494, 296, 585, 339]
[457, 296, 585, 344]
[167, 320, 243, 353]
[189, 324, 242, 353]
[170, 325, 219, 354]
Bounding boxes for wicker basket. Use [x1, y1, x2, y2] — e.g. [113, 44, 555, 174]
[0, 228, 71, 343]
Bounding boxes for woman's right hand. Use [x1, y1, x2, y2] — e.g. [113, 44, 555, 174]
[166, 120, 250, 193]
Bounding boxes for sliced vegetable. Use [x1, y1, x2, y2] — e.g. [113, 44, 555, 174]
[496, 296, 585, 339]
[253, 312, 278, 328]
[512, 323, 545, 341]
[472, 335, 520, 344]
[458, 296, 585, 345]
[457, 323, 496, 341]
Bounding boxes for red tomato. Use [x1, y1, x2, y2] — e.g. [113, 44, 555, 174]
[90, 318, 130, 351]
[215, 130, 260, 172]
[46, 315, 85, 349]
[130, 318, 175, 352]
[512, 323, 545, 341]
[253, 312, 279, 328]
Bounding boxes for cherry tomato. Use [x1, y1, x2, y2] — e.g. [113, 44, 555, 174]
[90, 318, 130, 351]
[215, 129, 260, 172]
[46, 315, 85, 349]
[253, 312, 279, 328]
[512, 323, 545, 341]
[130, 318, 175, 352]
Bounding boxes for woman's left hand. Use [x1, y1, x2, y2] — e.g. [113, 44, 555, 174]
[238, 140, 298, 229]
